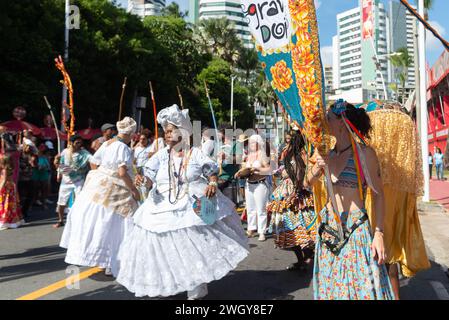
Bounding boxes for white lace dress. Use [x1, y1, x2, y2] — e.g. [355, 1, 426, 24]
[114, 147, 249, 298]
[60, 141, 137, 269]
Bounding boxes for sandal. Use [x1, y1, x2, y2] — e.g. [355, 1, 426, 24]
[52, 221, 65, 228]
[246, 230, 256, 238]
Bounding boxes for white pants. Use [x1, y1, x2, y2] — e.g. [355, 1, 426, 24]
[245, 181, 269, 234]
[57, 181, 84, 207]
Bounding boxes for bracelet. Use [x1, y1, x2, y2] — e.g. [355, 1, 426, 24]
[374, 227, 384, 236]
[208, 181, 218, 187]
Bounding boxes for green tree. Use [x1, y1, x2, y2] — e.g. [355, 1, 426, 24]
[161, 2, 188, 19]
[0, 0, 210, 129]
[195, 58, 254, 129]
[389, 47, 413, 103]
[237, 47, 260, 85]
[194, 18, 243, 67]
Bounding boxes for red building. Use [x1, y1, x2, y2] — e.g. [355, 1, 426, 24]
[427, 50, 449, 154]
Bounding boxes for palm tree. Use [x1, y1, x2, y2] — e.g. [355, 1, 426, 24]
[424, 0, 433, 20]
[161, 2, 188, 19]
[193, 18, 243, 67]
[414, 0, 433, 20]
[389, 47, 413, 103]
[237, 48, 259, 85]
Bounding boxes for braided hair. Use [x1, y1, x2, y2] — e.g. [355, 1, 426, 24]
[283, 131, 308, 195]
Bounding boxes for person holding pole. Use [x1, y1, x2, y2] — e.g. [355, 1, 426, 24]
[306, 100, 393, 300]
[53, 134, 92, 228]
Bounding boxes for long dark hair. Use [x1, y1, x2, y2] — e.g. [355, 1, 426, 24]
[333, 102, 372, 138]
[284, 131, 307, 194]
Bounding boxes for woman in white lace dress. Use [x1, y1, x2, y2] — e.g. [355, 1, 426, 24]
[60, 117, 140, 275]
[114, 105, 249, 299]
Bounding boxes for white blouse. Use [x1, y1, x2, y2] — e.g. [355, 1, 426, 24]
[91, 140, 133, 175]
[132, 147, 236, 233]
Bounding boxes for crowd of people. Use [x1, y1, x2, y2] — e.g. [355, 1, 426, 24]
[0, 100, 438, 300]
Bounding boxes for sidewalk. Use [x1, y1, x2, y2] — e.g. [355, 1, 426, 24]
[430, 179, 449, 211]
[418, 200, 449, 300]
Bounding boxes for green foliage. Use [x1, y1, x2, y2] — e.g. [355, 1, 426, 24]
[0, 1, 255, 130]
[194, 18, 243, 67]
[389, 47, 413, 103]
[195, 59, 253, 129]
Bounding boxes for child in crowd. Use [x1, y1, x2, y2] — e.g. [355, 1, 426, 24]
[0, 154, 24, 230]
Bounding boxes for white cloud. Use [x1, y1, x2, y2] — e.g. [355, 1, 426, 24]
[320, 46, 333, 66]
[426, 20, 446, 52]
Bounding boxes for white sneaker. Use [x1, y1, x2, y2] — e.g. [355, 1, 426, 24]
[35, 200, 43, 206]
[45, 199, 53, 204]
[258, 234, 266, 242]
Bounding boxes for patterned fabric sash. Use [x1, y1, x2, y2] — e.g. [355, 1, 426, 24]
[82, 167, 138, 218]
[318, 208, 368, 256]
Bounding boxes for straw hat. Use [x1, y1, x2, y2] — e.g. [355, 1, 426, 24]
[237, 134, 249, 143]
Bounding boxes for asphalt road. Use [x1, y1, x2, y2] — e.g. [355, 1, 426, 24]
[1, 199, 449, 300]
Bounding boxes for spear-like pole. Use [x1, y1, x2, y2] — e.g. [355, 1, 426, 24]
[204, 81, 219, 140]
[149, 81, 159, 151]
[43, 96, 62, 154]
[176, 86, 184, 110]
[118, 77, 127, 121]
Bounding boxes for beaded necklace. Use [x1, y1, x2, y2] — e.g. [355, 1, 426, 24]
[168, 148, 193, 204]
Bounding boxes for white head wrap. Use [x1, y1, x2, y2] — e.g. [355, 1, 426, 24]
[116, 117, 137, 135]
[249, 134, 265, 148]
[157, 104, 193, 135]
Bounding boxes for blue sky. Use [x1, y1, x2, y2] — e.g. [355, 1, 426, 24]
[116, 0, 449, 66]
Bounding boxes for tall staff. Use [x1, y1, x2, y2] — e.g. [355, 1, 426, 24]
[43, 96, 62, 154]
[118, 77, 127, 121]
[149, 81, 159, 151]
[55, 55, 75, 144]
[176, 86, 184, 110]
[203, 81, 219, 140]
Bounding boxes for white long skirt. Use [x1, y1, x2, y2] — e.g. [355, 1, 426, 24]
[60, 197, 133, 269]
[114, 213, 249, 298]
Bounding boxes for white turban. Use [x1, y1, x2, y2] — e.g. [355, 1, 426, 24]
[116, 117, 137, 135]
[249, 134, 265, 148]
[157, 104, 193, 135]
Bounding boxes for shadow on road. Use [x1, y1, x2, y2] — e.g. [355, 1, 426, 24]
[61, 268, 313, 300]
[0, 245, 64, 261]
[0, 254, 67, 284]
[400, 260, 449, 300]
[206, 269, 313, 300]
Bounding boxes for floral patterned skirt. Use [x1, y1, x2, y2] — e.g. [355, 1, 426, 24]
[313, 207, 393, 300]
[0, 180, 23, 230]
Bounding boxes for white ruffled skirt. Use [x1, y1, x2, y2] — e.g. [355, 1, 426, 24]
[114, 213, 249, 298]
[60, 194, 134, 269]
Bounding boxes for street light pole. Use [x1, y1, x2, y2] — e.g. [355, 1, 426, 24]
[230, 75, 236, 129]
[418, 0, 430, 202]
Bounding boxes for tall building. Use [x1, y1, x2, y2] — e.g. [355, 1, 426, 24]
[189, 0, 253, 48]
[127, 0, 165, 18]
[331, 0, 391, 103]
[389, 0, 416, 88]
[324, 65, 334, 95]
